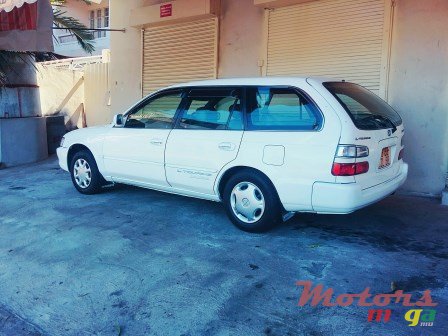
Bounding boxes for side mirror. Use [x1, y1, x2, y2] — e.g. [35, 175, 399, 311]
[112, 114, 124, 127]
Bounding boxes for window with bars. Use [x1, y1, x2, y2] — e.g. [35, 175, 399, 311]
[89, 8, 109, 39]
[59, 7, 109, 45]
[89, 10, 94, 29]
[104, 8, 109, 29]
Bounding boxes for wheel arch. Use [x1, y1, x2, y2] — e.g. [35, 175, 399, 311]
[67, 144, 94, 168]
[217, 166, 281, 203]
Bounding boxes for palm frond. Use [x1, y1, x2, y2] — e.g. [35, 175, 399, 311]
[0, 51, 35, 86]
[53, 9, 95, 54]
[0, 51, 57, 86]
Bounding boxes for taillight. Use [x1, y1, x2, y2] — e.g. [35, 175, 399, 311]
[398, 148, 404, 160]
[332, 162, 369, 176]
[335, 145, 369, 158]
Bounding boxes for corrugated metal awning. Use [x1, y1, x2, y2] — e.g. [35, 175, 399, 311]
[0, 0, 37, 13]
[0, 0, 53, 52]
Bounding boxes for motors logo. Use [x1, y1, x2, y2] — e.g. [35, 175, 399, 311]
[296, 281, 438, 327]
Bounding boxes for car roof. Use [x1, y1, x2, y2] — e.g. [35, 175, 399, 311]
[168, 76, 341, 89]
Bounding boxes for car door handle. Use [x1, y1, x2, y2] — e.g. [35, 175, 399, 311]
[218, 142, 235, 151]
[150, 138, 164, 146]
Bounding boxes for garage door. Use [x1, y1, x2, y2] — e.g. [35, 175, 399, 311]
[266, 0, 391, 95]
[142, 18, 218, 97]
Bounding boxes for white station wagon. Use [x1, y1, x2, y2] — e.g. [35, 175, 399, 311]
[57, 77, 408, 232]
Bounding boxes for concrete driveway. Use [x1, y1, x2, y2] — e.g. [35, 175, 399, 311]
[0, 157, 447, 336]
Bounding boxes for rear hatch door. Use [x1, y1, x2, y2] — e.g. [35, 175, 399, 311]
[352, 127, 403, 189]
[321, 81, 404, 189]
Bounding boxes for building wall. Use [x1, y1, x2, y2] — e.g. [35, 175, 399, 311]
[109, 0, 145, 116]
[53, 0, 110, 57]
[218, 0, 264, 78]
[37, 65, 85, 130]
[84, 63, 112, 126]
[0, 57, 41, 118]
[0, 118, 48, 167]
[109, 0, 448, 196]
[388, 0, 448, 196]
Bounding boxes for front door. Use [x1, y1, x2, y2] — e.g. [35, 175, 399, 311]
[165, 87, 244, 195]
[102, 89, 183, 187]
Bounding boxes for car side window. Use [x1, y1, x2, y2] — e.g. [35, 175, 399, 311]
[177, 88, 243, 130]
[125, 91, 183, 129]
[246, 86, 322, 131]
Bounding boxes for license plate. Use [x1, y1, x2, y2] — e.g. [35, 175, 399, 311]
[379, 147, 391, 169]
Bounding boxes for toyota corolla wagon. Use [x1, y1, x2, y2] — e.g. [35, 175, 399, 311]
[57, 77, 408, 232]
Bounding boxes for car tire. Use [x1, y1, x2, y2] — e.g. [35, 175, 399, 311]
[223, 170, 282, 232]
[70, 150, 104, 195]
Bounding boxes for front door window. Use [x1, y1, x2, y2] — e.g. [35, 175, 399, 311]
[125, 91, 183, 129]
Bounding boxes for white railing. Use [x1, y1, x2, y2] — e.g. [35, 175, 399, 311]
[57, 33, 78, 44]
[39, 54, 105, 71]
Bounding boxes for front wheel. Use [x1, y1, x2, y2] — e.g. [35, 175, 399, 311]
[223, 170, 281, 232]
[70, 150, 104, 194]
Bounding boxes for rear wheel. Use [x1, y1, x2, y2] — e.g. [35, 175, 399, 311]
[223, 170, 281, 232]
[70, 150, 104, 194]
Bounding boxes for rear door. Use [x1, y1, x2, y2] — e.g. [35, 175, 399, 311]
[238, 85, 340, 210]
[165, 87, 244, 195]
[323, 82, 404, 189]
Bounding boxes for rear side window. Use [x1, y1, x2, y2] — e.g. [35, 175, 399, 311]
[323, 82, 402, 130]
[246, 87, 322, 131]
[178, 88, 243, 130]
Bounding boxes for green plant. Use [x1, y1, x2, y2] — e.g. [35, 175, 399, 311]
[52, 0, 95, 54]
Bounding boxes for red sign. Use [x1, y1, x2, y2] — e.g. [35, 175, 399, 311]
[160, 3, 172, 18]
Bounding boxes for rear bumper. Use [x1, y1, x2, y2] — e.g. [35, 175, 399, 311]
[311, 163, 408, 214]
[56, 146, 69, 172]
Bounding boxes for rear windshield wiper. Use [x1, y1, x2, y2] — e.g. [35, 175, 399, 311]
[360, 114, 397, 134]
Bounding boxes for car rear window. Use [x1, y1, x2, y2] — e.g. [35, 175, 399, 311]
[323, 82, 402, 130]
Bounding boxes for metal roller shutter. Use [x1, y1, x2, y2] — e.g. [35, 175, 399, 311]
[266, 0, 390, 95]
[142, 18, 218, 97]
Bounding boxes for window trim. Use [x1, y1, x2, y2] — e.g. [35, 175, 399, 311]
[173, 86, 245, 131]
[123, 85, 324, 132]
[244, 85, 325, 132]
[123, 88, 185, 130]
[104, 8, 110, 29]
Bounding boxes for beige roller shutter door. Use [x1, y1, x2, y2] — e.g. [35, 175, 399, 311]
[142, 18, 218, 97]
[266, 0, 391, 95]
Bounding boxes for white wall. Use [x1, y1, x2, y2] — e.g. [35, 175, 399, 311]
[109, 0, 145, 115]
[37, 65, 85, 130]
[388, 0, 448, 196]
[84, 63, 112, 126]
